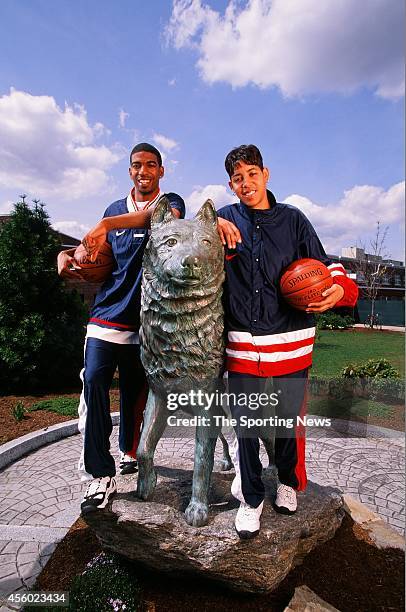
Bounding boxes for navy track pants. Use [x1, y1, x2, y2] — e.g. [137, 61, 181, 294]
[78, 338, 147, 479]
[229, 368, 308, 508]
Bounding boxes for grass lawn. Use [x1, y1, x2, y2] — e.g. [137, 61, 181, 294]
[312, 329, 404, 379]
[309, 396, 396, 419]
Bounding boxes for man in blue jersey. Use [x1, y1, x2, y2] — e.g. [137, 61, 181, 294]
[58, 143, 185, 513]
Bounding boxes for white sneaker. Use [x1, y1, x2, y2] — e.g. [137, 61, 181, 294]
[235, 501, 264, 539]
[274, 484, 297, 515]
[119, 451, 138, 475]
[81, 476, 117, 514]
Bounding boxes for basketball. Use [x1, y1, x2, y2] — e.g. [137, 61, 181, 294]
[73, 242, 114, 283]
[280, 258, 333, 310]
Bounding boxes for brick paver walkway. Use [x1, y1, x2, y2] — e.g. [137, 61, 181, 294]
[0, 425, 404, 610]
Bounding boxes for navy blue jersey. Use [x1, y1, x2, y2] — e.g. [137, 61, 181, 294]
[217, 190, 358, 376]
[89, 192, 185, 331]
[217, 191, 332, 335]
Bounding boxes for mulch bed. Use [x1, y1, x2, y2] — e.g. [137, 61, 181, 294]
[35, 514, 404, 612]
[0, 391, 120, 446]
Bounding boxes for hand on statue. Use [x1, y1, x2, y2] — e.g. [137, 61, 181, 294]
[217, 217, 242, 249]
[82, 220, 107, 262]
[306, 284, 344, 313]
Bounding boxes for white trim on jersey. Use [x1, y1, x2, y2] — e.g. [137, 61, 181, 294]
[226, 345, 314, 363]
[327, 263, 346, 277]
[126, 189, 162, 213]
[86, 324, 139, 345]
[228, 327, 315, 345]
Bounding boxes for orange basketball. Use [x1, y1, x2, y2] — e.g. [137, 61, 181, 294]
[73, 242, 114, 283]
[280, 258, 333, 310]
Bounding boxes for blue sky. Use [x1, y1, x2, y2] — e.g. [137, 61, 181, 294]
[0, 0, 404, 259]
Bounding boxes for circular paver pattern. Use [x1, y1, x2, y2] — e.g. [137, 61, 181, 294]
[0, 425, 404, 610]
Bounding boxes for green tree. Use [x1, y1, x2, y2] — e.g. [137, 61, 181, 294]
[0, 199, 87, 392]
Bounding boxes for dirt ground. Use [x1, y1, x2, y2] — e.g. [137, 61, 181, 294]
[0, 390, 120, 445]
[35, 515, 404, 612]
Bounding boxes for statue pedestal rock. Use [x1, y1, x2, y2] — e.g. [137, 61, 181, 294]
[84, 459, 344, 593]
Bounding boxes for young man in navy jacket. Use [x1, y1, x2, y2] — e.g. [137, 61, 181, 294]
[58, 143, 185, 513]
[217, 144, 358, 539]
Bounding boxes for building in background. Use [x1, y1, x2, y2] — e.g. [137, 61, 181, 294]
[328, 247, 405, 326]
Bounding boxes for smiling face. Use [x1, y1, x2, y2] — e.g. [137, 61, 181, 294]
[129, 150, 164, 201]
[229, 161, 270, 210]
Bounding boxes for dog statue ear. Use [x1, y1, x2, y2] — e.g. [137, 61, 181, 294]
[151, 196, 175, 226]
[195, 199, 217, 226]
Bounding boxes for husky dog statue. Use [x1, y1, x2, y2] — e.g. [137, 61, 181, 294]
[137, 197, 225, 527]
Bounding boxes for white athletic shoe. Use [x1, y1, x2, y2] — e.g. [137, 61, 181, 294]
[235, 501, 264, 539]
[274, 484, 297, 515]
[119, 451, 138, 475]
[81, 476, 117, 514]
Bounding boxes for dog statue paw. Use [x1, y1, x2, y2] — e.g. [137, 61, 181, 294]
[184, 500, 209, 527]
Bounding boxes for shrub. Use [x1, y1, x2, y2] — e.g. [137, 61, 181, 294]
[0, 201, 87, 392]
[342, 358, 400, 379]
[69, 552, 142, 611]
[316, 312, 354, 330]
[29, 397, 79, 417]
[12, 401, 26, 422]
[341, 358, 403, 403]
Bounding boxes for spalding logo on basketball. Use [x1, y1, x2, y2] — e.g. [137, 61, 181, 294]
[73, 242, 114, 284]
[280, 258, 333, 310]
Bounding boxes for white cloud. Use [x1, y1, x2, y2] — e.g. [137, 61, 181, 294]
[168, 78, 177, 86]
[52, 220, 91, 239]
[283, 181, 405, 254]
[118, 108, 129, 128]
[186, 184, 234, 216]
[152, 132, 179, 152]
[0, 200, 14, 214]
[166, 0, 404, 99]
[0, 89, 124, 200]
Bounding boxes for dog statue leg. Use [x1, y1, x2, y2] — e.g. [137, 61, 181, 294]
[218, 432, 233, 471]
[184, 422, 220, 527]
[136, 390, 167, 500]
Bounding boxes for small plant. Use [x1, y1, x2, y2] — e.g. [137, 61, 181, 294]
[368, 377, 405, 402]
[341, 358, 403, 403]
[12, 401, 26, 422]
[342, 358, 400, 379]
[29, 397, 79, 417]
[316, 312, 354, 330]
[69, 552, 142, 611]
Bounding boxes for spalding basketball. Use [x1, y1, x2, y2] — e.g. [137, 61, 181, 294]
[73, 242, 114, 283]
[280, 258, 333, 310]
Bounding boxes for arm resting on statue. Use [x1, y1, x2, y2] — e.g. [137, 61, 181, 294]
[82, 208, 182, 260]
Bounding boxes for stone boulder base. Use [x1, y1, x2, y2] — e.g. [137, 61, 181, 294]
[284, 585, 341, 611]
[84, 461, 344, 593]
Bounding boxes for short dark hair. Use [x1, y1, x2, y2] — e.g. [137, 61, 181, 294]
[225, 144, 263, 177]
[130, 143, 162, 166]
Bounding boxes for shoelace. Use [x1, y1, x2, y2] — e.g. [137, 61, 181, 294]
[278, 485, 295, 503]
[239, 503, 257, 518]
[85, 478, 104, 498]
